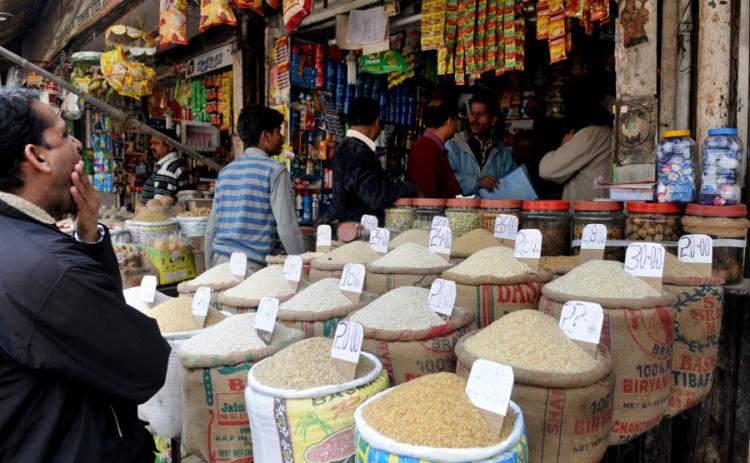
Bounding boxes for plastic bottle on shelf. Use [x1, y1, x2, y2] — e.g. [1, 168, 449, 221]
[700, 128, 743, 205]
[298, 93, 307, 131]
[303, 192, 312, 223]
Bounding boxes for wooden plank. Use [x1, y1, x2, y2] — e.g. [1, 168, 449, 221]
[659, 0, 679, 135]
[615, 0, 659, 97]
[736, 0, 749, 187]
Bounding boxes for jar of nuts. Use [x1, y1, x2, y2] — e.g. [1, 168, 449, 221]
[625, 202, 682, 245]
[446, 198, 481, 237]
[413, 198, 447, 231]
[682, 204, 750, 284]
[572, 201, 626, 260]
[522, 200, 571, 256]
[479, 199, 523, 232]
[385, 198, 415, 233]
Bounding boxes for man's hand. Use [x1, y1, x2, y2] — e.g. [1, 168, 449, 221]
[70, 161, 101, 243]
[478, 175, 500, 192]
[562, 129, 576, 145]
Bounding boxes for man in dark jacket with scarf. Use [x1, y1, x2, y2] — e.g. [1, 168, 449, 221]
[332, 97, 418, 223]
[0, 88, 170, 462]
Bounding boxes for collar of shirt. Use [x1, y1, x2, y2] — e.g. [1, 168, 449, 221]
[243, 147, 270, 158]
[0, 191, 56, 224]
[346, 129, 377, 153]
[157, 151, 179, 167]
[422, 130, 445, 151]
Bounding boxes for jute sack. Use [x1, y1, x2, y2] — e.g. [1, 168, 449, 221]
[277, 292, 377, 338]
[538, 291, 676, 446]
[355, 394, 529, 463]
[455, 331, 614, 463]
[177, 327, 304, 462]
[663, 281, 723, 417]
[351, 308, 475, 385]
[309, 267, 342, 283]
[245, 353, 388, 463]
[364, 271, 445, 295]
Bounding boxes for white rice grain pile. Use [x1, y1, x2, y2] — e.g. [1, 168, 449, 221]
[222, 265, 295, 301]
[181, 263, 244, 290]
[448, 246, 531, 278]
[312, 241, 381, 266]
[267, 251, 324, 264]
[123, 287, 171, 313]
[389, 229, 430, 250]
[369, 243, 449, 270]
[544, 260, 661, 299]
[280, 278, 353, 313]
[350, 286, 445, 331]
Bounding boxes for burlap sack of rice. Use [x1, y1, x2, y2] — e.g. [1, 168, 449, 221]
[455, 311, 614, 463]
[347, 286, 474, 385]
[309, 241, 382, 282]
[365, 243, 453, 294]
[218, 265, 304, 313]
[443, 246, 552, 327]
[265, 251, 325, 282]
[538, 260, 677, 445]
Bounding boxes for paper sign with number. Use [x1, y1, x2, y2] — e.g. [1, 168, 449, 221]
[140, 275, 157, 303]
[230, 252, 248, 277]
[678, 234, 713, 277]
[625, 243, 665, 290]
[428, 278, 456, 318]
[579, 224, 607, 263]
[283, 255, 303, 290]
[466, 359, 514, 433]
[316, 225, 332, 252]
[432, 216, 449, 229]
[493, 214, 519, 241]
[339, 263, 366, 302]
[560, 301, 604, 349]
[331, 320, 364, 379]
[429, 225, 453, 258]
[360, 215, 378, 237]
[368, 227, 391, 254]
[255, 297, 279, 344]
[192, 287, 212, 328]
[514, 229, 542, 270]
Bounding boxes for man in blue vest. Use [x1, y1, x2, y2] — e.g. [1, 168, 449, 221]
[205, 106, 305, 271]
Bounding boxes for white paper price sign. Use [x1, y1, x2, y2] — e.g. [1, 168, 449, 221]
[339, 263, 366, 302]
[625, 243, 665, 290]
[140, 275, 158, 303]
[678, 234, 713, 263]
[360, 215, 378, 236]
[283, 255, 303, 290]
[466, 359, 514, 433]
[493, 214, 519, 241]
[432, 216, 449, 229]
[581, 224, 607, 250]
[560, 301, 604, 348]
[514, 229, 542, 270]
[230, 252, 248, 277]
[331, 320, 364, 379]
[428, 278, 457, 318]
[368, 227, 391, 254]
[192, 287, 213, 328]
[316, 224, 332, 252]
[429, 225, 453, 257]
[255, 297, 279, 344]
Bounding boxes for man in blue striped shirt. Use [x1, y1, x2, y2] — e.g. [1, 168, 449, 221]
[204, 106, 305, 271]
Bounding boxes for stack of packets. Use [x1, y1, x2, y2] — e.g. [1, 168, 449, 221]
[536, 0, 611, 64]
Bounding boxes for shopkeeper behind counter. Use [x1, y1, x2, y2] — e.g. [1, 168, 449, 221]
[140, 127, 190, 206]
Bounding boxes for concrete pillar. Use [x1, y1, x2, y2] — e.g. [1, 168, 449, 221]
[659, 0, 679, 135]
[674, 0, 693, 131]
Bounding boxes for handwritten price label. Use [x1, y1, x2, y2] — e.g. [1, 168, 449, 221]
[140, 275, 158, 303]
[625, 243, 665, 278]
[581, 224, 607, 250]
[466, 359, 514, 433]
[493, 214, 519, 241]
[255, 297, 279, 344]
[283, 255, 303, 282]
[514, 229, 542, 270]
[316, 225, 332, 252]
[230, 252, 248, 277]
[331, 321, 364, 379]
[678, 234, 713, 264]
[192, 287, 213, 328]
[339, 263, 366, 301]
[368, 227, 391, 254]
[360, 215, 378, 237]
[428, 278, 457, 317]
[429, 226, 453, 257]
[560, 301, 604, 345]
[432, 216, 449, 229]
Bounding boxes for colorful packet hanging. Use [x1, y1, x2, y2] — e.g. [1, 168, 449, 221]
[235, 0, 264, 15]
[565, 0, 585, 19]
[548, 13, 566, 39]
[514, 16, 525, 71]
[549, 0, 564, 15]
[590, 0, 609, 21]
[502, 0, 515, 72]
[549, 36, 567, 63]
[475, 0, 488, 73]
[455, 42, 466, 85]
[199, 0, 237, 32]
[282, 0, 311, 32]
[420, 0, 447, 51]
[159, 0, 188, 48]
[536, 4, 550, 40]
[484, 0, 497, 72]
[464, 0, 478, 75]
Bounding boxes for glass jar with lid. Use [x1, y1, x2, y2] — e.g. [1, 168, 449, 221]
[625, 202, 682, 244]
[700, 128, 743, 205]
[656, 130, 697, 203]
[479, 199, 523, 232]
[413, 198, 447, 231]
[446, 198, 481, 237]
[521, 200, 571, 256]
[385, 198, 415, 234]
[572, 201, 626, 260]
[683, 204, 750, 284]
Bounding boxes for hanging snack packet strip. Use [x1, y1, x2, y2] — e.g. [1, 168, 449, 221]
[463, 0, 478, 76]
[159, 0, 188, 48]
[484, 0, 497, 73]
[200, 0, 238, 32]
[514, 15, 525, 71]
[536, 2, 550, 40]
[420, 0, 448, 51]
[502, 0, 515, 72]
[445, 0, 459, 74]
[475, 0, 488, 74]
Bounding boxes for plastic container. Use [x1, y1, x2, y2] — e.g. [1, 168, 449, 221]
[413, 198, 447, 231]
[683, 204, 749, 284]
[625, 202, 682, 243]
[385, 198, 415, 233]
[479, 200, 523, 233]
[572, 201, 626, 260]
[177, 216, 209, 238]
[656, 130, 697, 203]
[124, 219, 179, 244]
[521, 200, 571, 256]
[446, 198, 482, 237]
[700, 128, 743, 205]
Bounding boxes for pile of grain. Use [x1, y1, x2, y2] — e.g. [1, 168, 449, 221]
[664, 252, 706, 280]
[349, 286, 445, 331]
[180, 263, 244, 291]
[180, 313, 299, 357]
[463, 310, 599, 374]
[177, 207, 211, 218]
[543, 260, 661, 299]
[148, 297, 226, 333]
[369, 243, 449, 270]
[540, 255, 580, 275]
[451, 228, 503, 257]
[447, 246, 531, 278]
[123, 287, 171, 313]
[133, 208, 170, 222]
[388, 229, 430, 250]
[361, 373, 514, 448]
[312, 241, 381, 267]
[253, 337, 374, 389]
[267, 251, 325, 265]
[221, 265, 295, 301]
[280, 278, 353, 313]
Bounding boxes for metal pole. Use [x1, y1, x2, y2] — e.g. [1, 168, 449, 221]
[0, 44, 222, 172]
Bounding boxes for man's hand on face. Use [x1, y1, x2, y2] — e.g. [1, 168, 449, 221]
[70, 161, 101, 242]
[478, 175, 500, 192]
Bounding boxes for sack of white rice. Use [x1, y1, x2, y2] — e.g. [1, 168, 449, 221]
[387, 228, 429, 250]
[348, 286, 474, 385]
[219, 265, 301, 313]
[538, 260, 677, 445]
[177, 314, 304, 461]
[245, 338, 388, 463]
[450, 228, 504, 259]
[442, 246, 552, 328]
[455, 310, 614, 463]
[310, 241, 381, 282]
[365, 243, 453, 294]
[177, 262, 249, 312]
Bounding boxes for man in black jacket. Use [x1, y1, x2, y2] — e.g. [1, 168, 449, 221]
[332, 97, 418, 222]
[0, 88, 170, 462]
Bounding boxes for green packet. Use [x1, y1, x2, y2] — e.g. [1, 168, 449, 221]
[359, 50, 408, 74]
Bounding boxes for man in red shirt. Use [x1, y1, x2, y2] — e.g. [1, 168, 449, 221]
[407, 99, 463, 198]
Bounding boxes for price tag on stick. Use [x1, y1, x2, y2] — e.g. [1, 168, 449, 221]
[331, 320, 364, 380]
[559, 301, 604, 355]
[678, 234, 713, 277]
[255, 297, 279, 344]
[428, 278, 457, 320]
[432, 216, 449, 229]
[429, 225, 453, 261]
[514, 229, 542, 271]
[339, 263, 366, 303]
[192, 287, 212, 328]
[579, 224, 607, 264]
[624, 243, 665, 291]
[140, 275, 158, 304]
[493, 214, 519, 246]
[316, 225, 332, 253]
[230, 252, 248, 277]
[360, 215, 378, 239]
[368, 227, 391, 255]
[466, 359, 514, 434]
[283, 255, 303, 291]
